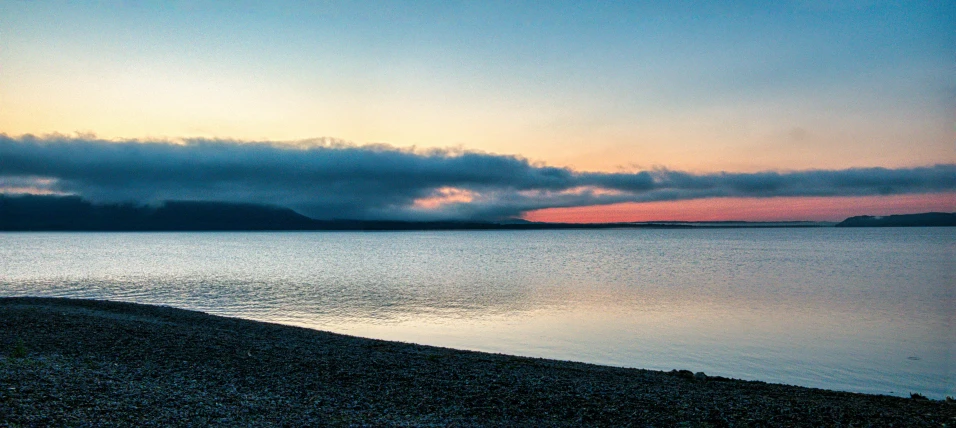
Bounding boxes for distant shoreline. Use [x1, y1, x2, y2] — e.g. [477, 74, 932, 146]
[3, 195, 954, 231]
[1, 297, 951, 425]
[0, 222, 834, 232]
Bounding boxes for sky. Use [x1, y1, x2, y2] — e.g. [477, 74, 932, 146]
[1, 1, 954, 222]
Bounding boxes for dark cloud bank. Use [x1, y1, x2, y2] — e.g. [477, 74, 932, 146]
[1, 134, 954, 221]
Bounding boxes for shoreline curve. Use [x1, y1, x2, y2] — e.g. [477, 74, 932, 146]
[1, 297, 952, 426]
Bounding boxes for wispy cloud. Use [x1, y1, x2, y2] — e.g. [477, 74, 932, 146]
[2, 134, 953, 220]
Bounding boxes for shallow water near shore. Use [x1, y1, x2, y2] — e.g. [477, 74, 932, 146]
[1, 228, 953, 399]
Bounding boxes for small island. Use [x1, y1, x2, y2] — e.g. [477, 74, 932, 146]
[1, 298, 951, 426]
[835, 212, 956, 227]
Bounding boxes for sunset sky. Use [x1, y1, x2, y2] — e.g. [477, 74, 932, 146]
[1, 1, 953, 222]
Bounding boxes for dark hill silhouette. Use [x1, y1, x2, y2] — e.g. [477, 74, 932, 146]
[0, 195, 319, 231]
[835, 212, 956, 227]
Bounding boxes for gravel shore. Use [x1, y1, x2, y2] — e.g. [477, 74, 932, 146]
[1, 297, 952, 426]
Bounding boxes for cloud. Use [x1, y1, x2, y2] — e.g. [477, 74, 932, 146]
[2, 134, 954, 221]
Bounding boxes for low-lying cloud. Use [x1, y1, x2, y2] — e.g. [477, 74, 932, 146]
[2, 134, 954, 221]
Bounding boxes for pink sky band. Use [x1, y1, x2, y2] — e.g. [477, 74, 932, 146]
[524, 193, 956, 223]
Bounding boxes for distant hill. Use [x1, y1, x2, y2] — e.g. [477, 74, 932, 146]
[835, 212, 956, 227]
[0, 195, 320, 231]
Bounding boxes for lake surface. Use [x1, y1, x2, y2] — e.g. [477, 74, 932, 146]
[1, 229, 952, 398]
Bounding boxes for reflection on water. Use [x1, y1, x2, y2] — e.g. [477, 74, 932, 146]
[1, 229, 953, 398]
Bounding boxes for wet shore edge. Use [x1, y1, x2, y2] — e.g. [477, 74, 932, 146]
[1, 297, 952, 426]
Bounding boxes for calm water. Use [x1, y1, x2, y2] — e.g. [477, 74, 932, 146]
[1, 229, 952, 398]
